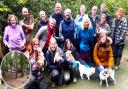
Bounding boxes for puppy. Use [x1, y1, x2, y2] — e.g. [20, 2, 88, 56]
[65, 50, 75, 62]
[54, 51, 63, 63]
[76, 61, 95, 80]
[99, 68, 116, 87]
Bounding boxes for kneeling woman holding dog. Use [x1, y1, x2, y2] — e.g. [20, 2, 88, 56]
[25, 38, 47, 89]
[46, 37, 65, 87]
[93, 32, 114, 72]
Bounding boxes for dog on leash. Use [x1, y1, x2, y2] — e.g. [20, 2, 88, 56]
[99, 68, 116, 87]
[76, 61, 95, 80]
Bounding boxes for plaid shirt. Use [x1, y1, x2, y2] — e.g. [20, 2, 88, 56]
[111, 17, 127, 45]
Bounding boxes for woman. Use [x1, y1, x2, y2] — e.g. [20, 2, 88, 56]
[3, 15, 26, 51]
[75, 5, 89, 28]
[96, 13, 111, 38]
[93, 32, 113, 72]
[111, 8, 127, 69]
[46, 37, 64, 87]
[29, 38, 45, 79]
[25, 38, 46, 89]
[77, 18, 94, 65]
[63, 39, 85, 83]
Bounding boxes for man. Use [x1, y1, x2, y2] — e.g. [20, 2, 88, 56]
[35, 18, 56, 55]
[20, 7, 34, 45]
[20, 7, 34, 52]
[50, 3, 64, 47]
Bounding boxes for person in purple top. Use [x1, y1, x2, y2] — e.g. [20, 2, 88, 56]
[3, 15, 26, 51]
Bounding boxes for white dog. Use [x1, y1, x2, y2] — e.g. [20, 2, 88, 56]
[76, 61, 95, 80]
[99, 68, 116, 87]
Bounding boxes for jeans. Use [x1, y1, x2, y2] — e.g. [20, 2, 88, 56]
[112, 44, 124, 66]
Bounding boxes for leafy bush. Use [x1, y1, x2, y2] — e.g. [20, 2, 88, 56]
[0, 0, 128, 31]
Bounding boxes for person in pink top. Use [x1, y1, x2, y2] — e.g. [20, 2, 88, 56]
[3, 15, 26, 51]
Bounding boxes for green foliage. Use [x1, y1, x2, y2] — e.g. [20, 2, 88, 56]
[0, 0, 128, 31]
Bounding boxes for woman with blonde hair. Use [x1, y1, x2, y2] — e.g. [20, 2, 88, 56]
[77, 18, 94, 66]
[46, 37, 64, 87]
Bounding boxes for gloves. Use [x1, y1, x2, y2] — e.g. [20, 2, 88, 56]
[98, 65, 104, 72]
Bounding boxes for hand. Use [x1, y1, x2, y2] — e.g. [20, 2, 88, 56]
[98, 65, 104, 72]
[99, 65, 104, 70]
[21, 43, 25, 49]
[20, 21, 24, 26]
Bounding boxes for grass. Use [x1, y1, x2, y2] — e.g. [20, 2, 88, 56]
[0, 43, 128, 89]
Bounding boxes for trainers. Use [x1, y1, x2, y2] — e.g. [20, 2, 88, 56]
[114, 66, 119, 70]
[73, 77, 77, 83]
[52, 82, 56, 88]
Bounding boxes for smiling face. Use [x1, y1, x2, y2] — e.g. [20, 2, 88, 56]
[116, 9, 125, 20]
[49, 19, 56, 29]
[83, 19, 89, 29]
[66, 40, 72, 50]
[32, 38, 39, 51]
[100, 34, 106, 43]
[22, 8, 29, 17]
[10, 16, 16, 26]
[64, 9, 71, 19]
[50, 42, 57, 51]
[55, 3, 62, 14]
[39, 11, 46, 20]
[100, 14, 106, 23]
[80, 5, 86, 15]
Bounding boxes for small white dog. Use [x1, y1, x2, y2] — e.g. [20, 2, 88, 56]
[76, 61, 95, 80]
[99, 68, 116, 87]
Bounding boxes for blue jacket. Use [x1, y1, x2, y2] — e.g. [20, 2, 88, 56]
[78, 27, 94, 52]
[46, 48, 65, 71]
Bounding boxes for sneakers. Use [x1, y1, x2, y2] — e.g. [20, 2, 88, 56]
[52, 82, 56, 88]
[73, 77, 77, 83]
[114, 66, 119, 70]
[113, 65, 119, 70]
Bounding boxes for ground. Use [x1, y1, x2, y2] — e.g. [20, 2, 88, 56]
[0, 42, 128, 89]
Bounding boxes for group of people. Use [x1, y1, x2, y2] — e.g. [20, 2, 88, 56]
[2, 2, 127, 88]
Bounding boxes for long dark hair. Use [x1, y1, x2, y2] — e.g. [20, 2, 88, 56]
[63, 39, 74, 52]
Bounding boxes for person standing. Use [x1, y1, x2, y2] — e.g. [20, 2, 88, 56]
[20, 7, 34, 52]
[111, 8, 127, 69]
[38, 11, 49, 30]
[50, 3, 64, 47]
[59, 8, 76, 47]
[98, 3, 112, 27]
[3, 15, 26, 51]
[35, 18, 56, 55]
[77, 18, 94, 65]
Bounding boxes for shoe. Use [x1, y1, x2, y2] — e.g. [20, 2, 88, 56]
[73, 77, 77, 83]
[52, 82, 56, 88]
[114, 66, 119, 70]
